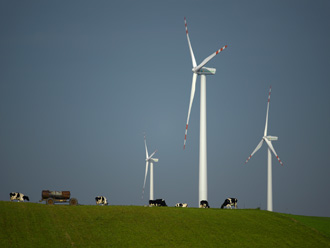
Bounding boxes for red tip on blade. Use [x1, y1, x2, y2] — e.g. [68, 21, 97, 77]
[276, 156, 283, 166]
[186, 124, 188, 130]
[268, 88, 271, 102]
[217, 46, 227, 55]
[245, 155, 252, 164]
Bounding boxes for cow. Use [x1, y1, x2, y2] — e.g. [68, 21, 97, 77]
[200, 200, 210, 208]
[221, 198, 238, 209]
[175, 203, 188, 207]
[9, 192, 29, 202]
[95, 196, 108, 205]
[149, 199, 167, 207]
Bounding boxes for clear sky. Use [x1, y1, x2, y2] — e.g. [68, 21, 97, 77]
[1, 0, 330, 217]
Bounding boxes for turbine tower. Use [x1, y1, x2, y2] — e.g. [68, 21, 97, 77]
[142, 134, 159, 201]
[182, 17, 227, 206]
[244, 86, 284, 211]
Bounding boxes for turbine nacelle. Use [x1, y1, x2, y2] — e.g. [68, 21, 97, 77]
[193, 67, 216, 75]
[265, 135, 278, 141]
[145, 153, 159, 163]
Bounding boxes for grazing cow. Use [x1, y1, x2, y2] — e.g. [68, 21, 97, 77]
[200, 200, 210, 208]
[9, 192, 29, 202]
[175, 203, 188, 207]
[95, 196, 108, 205]
[221, 198, 238, 209]
[149, 199, 167, 207]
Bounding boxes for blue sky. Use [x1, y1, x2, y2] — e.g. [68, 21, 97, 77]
[1, 0, 330, 217]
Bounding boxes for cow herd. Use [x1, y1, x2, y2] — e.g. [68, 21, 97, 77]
[148, 198, 238, 209]
[9, 192, 238, 209]
[174, 198, 238, 209]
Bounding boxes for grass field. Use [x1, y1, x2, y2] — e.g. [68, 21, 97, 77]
[1, 201, 330, 247]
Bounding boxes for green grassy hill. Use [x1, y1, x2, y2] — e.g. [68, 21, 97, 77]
[1, 201, 330, 247]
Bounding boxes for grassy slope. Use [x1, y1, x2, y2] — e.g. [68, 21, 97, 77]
[1, 201, 330, 248]
[280, 213, 330, 239]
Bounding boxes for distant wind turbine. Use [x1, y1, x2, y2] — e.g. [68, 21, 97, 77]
[244, 86, 284, 211]
[182, 17, 227, 206]
[142, 134, 159, 201]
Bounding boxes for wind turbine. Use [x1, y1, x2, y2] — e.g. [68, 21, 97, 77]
[142, 134, 159, 201]
[244, 86, 284, 212]
[182, 17, 227, 206]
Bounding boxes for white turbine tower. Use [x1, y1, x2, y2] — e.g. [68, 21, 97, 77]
[142, 135, 159, 201]
[183, 17, 227, 206]
[244, 86, 284, 211]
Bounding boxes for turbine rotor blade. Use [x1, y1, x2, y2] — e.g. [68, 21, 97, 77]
[264, 86, 272, 136]
[245, 139, 264, 164]
[142, 161, 149, 199]
[194, 45, 227, 72]
[147, 149, 157, 160]
[144, 134, 149, 159]
[183, 72, 198, 149]
[184, 17, 197, 68]
[264, 138, 284, 166]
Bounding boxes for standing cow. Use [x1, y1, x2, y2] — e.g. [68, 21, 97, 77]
[149, 199, 167, 207]
[221, 198, 238, 209]
[200, 200, 210, 208]
[9, 192, 29, 202]
[95, 196, 108, 205]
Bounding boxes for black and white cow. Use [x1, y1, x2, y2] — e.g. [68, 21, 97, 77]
[221, 198, 238, 209]
[95, 196, 108, 205]
[175, 203, 188, 207]
[200, 200, 210, 208]
[9, 192, 29, 202]
[149, 199, 167, 207]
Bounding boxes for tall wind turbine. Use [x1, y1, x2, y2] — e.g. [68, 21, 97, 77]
[142, 134, 159, 201]
[183, 17, 227, 206]
[244, 86, 284, 211]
